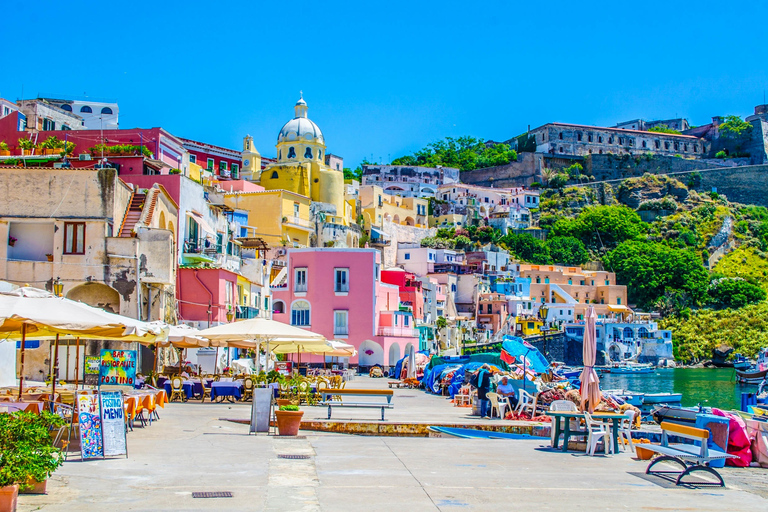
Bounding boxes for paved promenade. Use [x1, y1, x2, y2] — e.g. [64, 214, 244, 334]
[17, 377, 768, 511]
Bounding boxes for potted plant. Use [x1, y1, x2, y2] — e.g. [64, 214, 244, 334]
[7, 237, 16, 247]
[17, 138, 34, 156]
[275, 405, 304, 436]
[46, 254, 53, 262]
[0, 142, 9, 156]
[0, 411, 65, 505]
[41, 136, 63, 155]
[61, 141, 75, 156]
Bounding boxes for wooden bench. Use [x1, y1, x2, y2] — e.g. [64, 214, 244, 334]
[645, 421, 737, 487]
[388, 381, 404, 389]
[320, 389, 394, 421]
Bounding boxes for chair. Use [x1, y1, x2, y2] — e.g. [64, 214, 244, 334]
[199, 377, 212, 402]
[549, 400, 579, 447]
[170, 376, 186, 402]
[515, 389, 536, 415]
[584, 412, 613, 456]
[486, 392, 507, 419]
[617, 410, 636, 453]
[243, 377, 254, 401]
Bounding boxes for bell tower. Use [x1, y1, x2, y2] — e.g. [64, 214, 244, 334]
[241, 135, 261, 181]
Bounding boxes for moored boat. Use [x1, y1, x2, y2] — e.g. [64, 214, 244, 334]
[651, 405, 700, 425]
[608, 362, 655, 375]
[602, 389, 645, 407]
[736, 368, 768, 384]
[642, 392, 683, 405]
[427, 426, 539, 439]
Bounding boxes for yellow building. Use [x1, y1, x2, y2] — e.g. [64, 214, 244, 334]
[430, 213, 467, 228]
[359, 185, 428, 230]
[224, 190, 312, 248]
[253, 96, 352, 228]
[514, 316, 544, 336]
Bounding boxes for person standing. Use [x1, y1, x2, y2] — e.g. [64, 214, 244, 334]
[476, 364, 492, 419]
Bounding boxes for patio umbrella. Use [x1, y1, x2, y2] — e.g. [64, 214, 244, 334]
[406, 347, 416, 379]
[579, 306, 601, 413]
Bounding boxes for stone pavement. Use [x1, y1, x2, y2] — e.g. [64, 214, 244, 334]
[16, 377, 768, 511]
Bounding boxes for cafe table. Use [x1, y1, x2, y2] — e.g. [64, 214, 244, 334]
[210, 381, 243, 402]
[0, 401, 44, 414]
[163, 380, 198, 401]
[549, 411, 625, 454]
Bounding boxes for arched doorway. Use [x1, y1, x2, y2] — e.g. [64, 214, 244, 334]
[404, 216, 415, 226]
[608, 344, 621, 362]
[66, 283, 120, 313]
[388, 343, 401, 366]
[358, 340, 383, 367]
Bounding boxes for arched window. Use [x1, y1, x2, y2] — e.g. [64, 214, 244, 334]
[638, 326, 649, 339]
[623, 327, 634, 339]
[278, 150, 281, 160]
[287, 147, 296, 158]
[80, 106, 93, 113]
[60, 104, 72, 112]
[271, 171, 279, 179]
[318, 150, 322, 160]
[291, 300, 310, 326]
[101, 107, 113, 115]
[304, 147, 312, 159]
[273, 300, 285, 314]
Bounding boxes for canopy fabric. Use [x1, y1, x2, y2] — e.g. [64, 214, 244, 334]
[500, 336, 549, 374]
[270, 339, 335, 355]
[197, 318, 325, 344]
[579, 306, 601, 413]
[157, 324, 208, 349]
[188, 210, 216, 235]
[607, 304, 631, 312]
[0, 287, 166, 343]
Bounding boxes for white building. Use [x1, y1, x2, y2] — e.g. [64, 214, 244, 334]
[40, 97, 119, 130]
[437, 183, 540, 210]
[362, 165, 459, 198]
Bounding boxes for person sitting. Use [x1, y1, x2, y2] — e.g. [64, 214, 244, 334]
[495, 376, 518, 408]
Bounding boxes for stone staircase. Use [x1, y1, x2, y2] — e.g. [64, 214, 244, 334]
[119, 192, 146, 237]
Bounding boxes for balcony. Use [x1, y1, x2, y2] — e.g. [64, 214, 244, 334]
[377, 326, 418, 337]
[334, 326, 349, 336]
[282, 216, 314, 231]
[236, 306, 259, 319]
[182, 238, 215, 263]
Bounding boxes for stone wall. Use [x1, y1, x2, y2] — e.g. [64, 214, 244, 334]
[458, 152, 539, 188]
[380, 219, 435, 268]
[584, 154, 727, 182]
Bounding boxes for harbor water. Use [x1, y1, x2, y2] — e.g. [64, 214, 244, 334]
[599, 368, 758, 411]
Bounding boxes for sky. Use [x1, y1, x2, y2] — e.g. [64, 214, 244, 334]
[2, 1, 768, 168]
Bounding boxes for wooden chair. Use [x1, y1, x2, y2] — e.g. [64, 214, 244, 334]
[199, 377, 212, 402]
[170, 376, 186, 402]
[242, 377, 254, 401]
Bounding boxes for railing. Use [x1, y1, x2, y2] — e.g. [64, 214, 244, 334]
[236, 306, 259, 319]
[377, 326, 418, 337]
[334, 326, 349, 336]
[282, 216, 314, 229]
[183, 238, 215, 254]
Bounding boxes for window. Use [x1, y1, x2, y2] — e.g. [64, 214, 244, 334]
[219, 161, 227, 172]
[608, 137, 613, 144]
[271, 171, 279, 179]
[588, 134, 593, 142]
[617, 298, 621, 305]
[334, 310, 349, 335]
[693, 144, 698, 153]
[80, 106, 93, 113]
[404, 253, 410, 260]
[642, 140, 647, 148]
[231, 163, 239, 178]
[293, 202, 300, 217]
[294, 268, 307, 292]
[619, 137, 624, 145]
[577, 132, 582, 141]
[207, 158, 214, 171]
[60, 104, 72, 112]
[334, 268, 349, 292]
[288, 147, 296, 158]
[598, 136, 603, 143]
[664, 142, 670, 150]
[291, 300, 310, 326]
[42, 118, 55, 131]
[273, 300, 285, 314]
[304, 147, 313, 159]
[61, 124, 71, 130]
[605, 280, 609, 285]
[674, 142, 679, 151]
[64, 222, 85, 254]
[559, 132, 563, 140]
[189, 154, 197, 164]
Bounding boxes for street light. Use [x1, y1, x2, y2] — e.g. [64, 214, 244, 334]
[539, 306, 550, 360]
[226, 308, 235, 323]
[53, 277, 63, 297]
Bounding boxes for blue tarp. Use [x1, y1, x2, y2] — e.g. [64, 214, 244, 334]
[422, 363, 463, 393]
[501, 336, 549, 374]
[447, 362, 486, 398]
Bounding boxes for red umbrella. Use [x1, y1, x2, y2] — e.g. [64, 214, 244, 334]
[579, 306, 601, 413]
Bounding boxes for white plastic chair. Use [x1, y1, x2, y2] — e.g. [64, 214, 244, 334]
[617, 410, 636, 453]
[584, 412, 613, 456]
[487, 392, 507, 419]
[515, 389, 535, 415]
[549, 400, 578, 448]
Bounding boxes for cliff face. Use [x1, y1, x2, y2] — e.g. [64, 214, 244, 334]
[616, 174, 689, 209]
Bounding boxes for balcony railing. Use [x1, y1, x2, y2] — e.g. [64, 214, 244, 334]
[334, 326, 349, 336]
[377, 326, 418, 337]
[236, 306, 259, 320]
[282, 216, 314, 229]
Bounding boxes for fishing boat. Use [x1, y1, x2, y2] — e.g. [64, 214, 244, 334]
[651, 405, 700, 426]
[735, 368, 768, 385]
[602, 389, 645, 407]
[642, 392, 683, 405]
[607, 362, 655, 374]
[427, 426, 540, 439]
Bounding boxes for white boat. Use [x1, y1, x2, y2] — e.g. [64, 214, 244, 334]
[602, 389, 645, 407]
[642, 392, 683, 405]
[606, 362, 655, 374]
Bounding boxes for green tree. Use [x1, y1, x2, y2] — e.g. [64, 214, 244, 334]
[548, 173, 568, 188]
[647, 124, 682, 135]
[603, 241, 709, 310]
[547, 236, 589, 265]
[552, 205, 647, 250]
[391, 136, 517, 172]
[343, 167, 362, 181]
[708, 277, 766, 309]
[499, 233, 551, 264]
[719, 115, 753, 139]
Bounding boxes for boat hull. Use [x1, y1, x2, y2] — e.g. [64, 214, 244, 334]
[427, 427, 538, 440]
[736, 368, 767, 384]
[652, 405, 699, 425]
[642, 393, 683, 405]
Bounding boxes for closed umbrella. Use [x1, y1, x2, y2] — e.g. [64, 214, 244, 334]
[406, 347, 416, 379]
[579, 306, 601, 413]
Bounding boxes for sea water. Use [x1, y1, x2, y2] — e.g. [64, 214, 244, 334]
[599, 368, 758, 411]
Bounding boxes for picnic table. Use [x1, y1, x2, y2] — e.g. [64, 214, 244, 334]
[549, 411, 625, 454]
[210, 381, 243, 402]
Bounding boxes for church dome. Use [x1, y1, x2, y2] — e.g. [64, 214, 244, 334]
[277, 96, 324, 145]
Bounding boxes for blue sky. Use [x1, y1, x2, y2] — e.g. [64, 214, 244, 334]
[3, 1, 768, 167]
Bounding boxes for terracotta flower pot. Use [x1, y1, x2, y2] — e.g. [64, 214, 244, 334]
[0, 484, 18, 512]
[0, 150, 10, 156]
[275, 410, 304, 436]
[19, 478, 46, 495]
[275, 399, 291, 407]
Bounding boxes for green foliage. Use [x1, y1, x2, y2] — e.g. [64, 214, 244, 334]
[638, 197, 678, 211]
[719, 115, 753, 139]
[343, 167, 363, 181]
[391, 136, 517, 172]
[714, 247, 768, 290]
[0, 411, 65, 487]
[17, 138, 35, 150]
[660, 302, 768, 361]
[436, 316, 447, 330]
[498, 233, 551, 264]
[547, 236, 589, 266]
[565, 163, 583, 178]
[454, 235, 473, 250]
[40, 136, 63, 149]
[0, 141, 9, 151]
[515, 132, 537, 153]
[603, 241, 709, 310]
[715, 150, 727, 159]
[647, 124, 682, 135]
[708, 277, 766, 309]
[552, 205, 646, 250]
[279, 405, 300, 411]
[548, 173, 568, 189]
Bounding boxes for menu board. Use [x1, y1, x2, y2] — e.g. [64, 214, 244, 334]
[77, 393, 104, 459]
[99, 349, 137, 386]
[84, 356, 100, 386]
[99, 391, 127, 457]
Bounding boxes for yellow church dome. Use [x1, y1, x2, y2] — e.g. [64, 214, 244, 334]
[277, 95, 324, 145]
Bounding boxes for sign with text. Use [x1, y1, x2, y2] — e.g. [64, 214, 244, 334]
[99, 350, 137, 386]
[77, 392, 104, 459]
[84, 356, 100, 386]
[275, 361, 292, 376]
[99, 391, 127, 457]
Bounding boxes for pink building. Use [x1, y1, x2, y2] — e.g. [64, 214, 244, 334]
[180, 137, 242, 180]
[271, 248, 418, 368]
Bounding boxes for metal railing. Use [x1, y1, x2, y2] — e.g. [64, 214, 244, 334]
[377, 326, 418, 337]
[236, 306, 259, 320]
[282, 216, 314, 229]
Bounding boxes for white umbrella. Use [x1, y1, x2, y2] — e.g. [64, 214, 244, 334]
[406, 347, 416, 379]
[579, 306, 601, 413]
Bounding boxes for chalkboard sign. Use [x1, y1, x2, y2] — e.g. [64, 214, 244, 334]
[77, 392, 104, 459]
[99, 391, 127, 457]
[84, 356, 100, 386]
[99, 349, 137, 386]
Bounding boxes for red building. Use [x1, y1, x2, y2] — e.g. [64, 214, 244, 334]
[177, 267, 239, 327]
[381, 268, 425, 323]
[179, 138, 242, 180]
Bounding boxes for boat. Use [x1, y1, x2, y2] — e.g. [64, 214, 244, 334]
[735, 368, 768, 385]
[642, 392, 683, 405]
[602, 389, 645, 407]
[707, 352, 751, 369]
[607, 362, 655, 375]
[651, 405, 700, 426]
[427, 426, 539, 440]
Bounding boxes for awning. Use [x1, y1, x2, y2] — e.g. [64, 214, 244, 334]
[188, 210, 215, 234]
[607, 305, 631, 312]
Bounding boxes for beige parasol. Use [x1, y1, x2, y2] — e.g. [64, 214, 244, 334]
[579, 306, 601, 413]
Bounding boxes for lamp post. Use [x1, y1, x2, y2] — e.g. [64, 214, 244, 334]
[539, 306, 549, 360]
[53, 277, 63, 297]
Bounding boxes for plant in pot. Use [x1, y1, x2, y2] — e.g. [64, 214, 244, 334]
[17, 138, 34, 156]
[0, 141, 9, 156]
[275, 405, 303, 436]
[7, 236, 16, 247]
[0, 411, 65, 506]
[46, 254, 53, 262]
[41, 136, 62, 155]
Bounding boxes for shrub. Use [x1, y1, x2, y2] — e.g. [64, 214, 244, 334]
[279, 405, 300, 411]
[715, 150, 727, 159]
[0, 411, 65, 487]
[708, 277, 766, 309]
